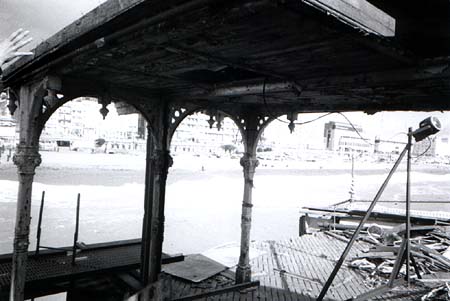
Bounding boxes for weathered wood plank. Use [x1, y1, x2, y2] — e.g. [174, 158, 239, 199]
[302, 0, 395, 36]
[162, 233, 408, 300]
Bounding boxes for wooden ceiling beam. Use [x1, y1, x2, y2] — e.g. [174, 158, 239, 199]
[164, 44, 291, 80]
[185, 59, 449, 98]
[2, 0, 227, 84]
[283, 0, 416, 65]
[302, 0, 395, 37]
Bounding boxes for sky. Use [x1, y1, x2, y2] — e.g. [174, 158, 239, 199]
[0, 1, 449, 142]
[0, 0, 106, 48]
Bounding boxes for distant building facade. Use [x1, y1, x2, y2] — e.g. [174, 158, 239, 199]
[171, 113, 240, 155]
[40, 98, 240, 155]
[412, 134, 450, 158]
[323, 121, 371, 153]
[374, 138, 406, 155]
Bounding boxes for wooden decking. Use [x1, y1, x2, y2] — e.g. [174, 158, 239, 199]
[164, 232, 425, 300]
[0, 233, 428, 300]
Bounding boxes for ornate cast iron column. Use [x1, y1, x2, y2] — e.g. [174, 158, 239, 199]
[11, 145, 41, 300]
[148, 149, 173, 282]
[9, 83, 46, 301]
[236, 153, 259, 283]
[234, 112, 272, 284]
[141, 125, 154, 284]
[138, 101, 184, 284]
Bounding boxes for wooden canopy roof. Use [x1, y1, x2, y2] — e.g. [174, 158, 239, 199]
[3, 0, 450, 113]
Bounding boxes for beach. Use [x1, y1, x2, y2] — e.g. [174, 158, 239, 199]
[0, 151, 449, 256]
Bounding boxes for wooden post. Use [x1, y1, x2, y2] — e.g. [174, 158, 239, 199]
[10, 84, 43, 301]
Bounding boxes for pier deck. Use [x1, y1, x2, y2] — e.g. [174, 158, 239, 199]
[162, 232, 426, 300]
[0, 233, 429, 300]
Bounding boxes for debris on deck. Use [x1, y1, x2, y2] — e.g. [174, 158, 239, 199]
[301, 202, 450, 300]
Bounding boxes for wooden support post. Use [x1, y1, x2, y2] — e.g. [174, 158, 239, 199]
[10, 84, 43, 301]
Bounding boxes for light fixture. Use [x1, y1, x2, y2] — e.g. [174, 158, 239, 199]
[411, 117, 441, 142]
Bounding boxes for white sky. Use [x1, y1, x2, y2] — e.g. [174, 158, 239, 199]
[0, 0, 106, 48]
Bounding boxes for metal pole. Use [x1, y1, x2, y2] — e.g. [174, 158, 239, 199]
[406, 128, 412, 285]
[317, 145, 408, 301]
[72, 193, 81, 266]
[35, 191, 45, 256]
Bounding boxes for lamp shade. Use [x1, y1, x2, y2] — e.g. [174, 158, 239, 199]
[412, 117, 442, 142]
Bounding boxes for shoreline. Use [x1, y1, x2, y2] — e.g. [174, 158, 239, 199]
[0, 152, 448, 186]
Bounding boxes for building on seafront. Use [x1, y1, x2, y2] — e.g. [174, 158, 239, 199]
[412, 132, 450, 158]
[2, 94, 449, 159]
[323, 121, 372, 153]
[11, 97, 240, 156]
[170, 113, 241, 156]
[0, 95, 242, 156]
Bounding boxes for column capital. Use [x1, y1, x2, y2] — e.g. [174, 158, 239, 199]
[13, 144, 41, 175]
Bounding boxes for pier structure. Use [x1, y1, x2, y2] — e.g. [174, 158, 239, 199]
[1, 0, 450, 300]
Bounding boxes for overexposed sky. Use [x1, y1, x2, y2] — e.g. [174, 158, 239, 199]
[0, 0, 106, 48]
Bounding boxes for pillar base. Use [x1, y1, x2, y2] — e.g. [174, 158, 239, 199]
[236, 265, 251, 284]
